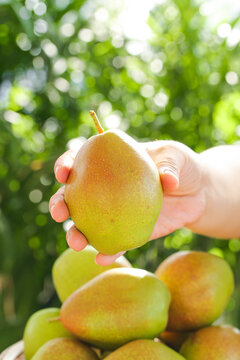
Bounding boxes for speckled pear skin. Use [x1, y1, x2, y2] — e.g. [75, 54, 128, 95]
[52, 246, 131, 302]
[155, 251, 234, 331]
[160, 331, 192, 351]
[31, 338, 99, 360]
[104, 339, 186, 360]
[60, 268, 171, 350]
[180, 326, 240, 360]
[65, 129, 162, 255]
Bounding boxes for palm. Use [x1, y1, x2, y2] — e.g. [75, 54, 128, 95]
[145, 141, 205, 240]
[150, 191, 205, 239]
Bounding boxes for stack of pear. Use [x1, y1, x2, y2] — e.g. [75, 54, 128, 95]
[23, 248, 132, 359]
[65, 111, 163, 255]
[23, 246, 239, 359]
[60, 267, 171, 350]
[23, 249, 174, 358]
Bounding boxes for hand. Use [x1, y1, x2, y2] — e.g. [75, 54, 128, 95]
[144, 141, 205, 240]
[49, 141, 206, 265]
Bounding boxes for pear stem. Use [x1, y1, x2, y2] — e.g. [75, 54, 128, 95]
[90, 110, 104, 134]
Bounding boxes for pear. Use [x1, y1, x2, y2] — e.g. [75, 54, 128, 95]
[31, 338, 99, 360]
[23, 308, 74, 360]
[65, 111, 162, 255]
[160, 331, 191, 351]
[60, 267, 171, 350]
[104, 339, 186, 359]
[155, 251, 234, 331]
[180, 325, 240, 359]
[52, 245, 131, 302]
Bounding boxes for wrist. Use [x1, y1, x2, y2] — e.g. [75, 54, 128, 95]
[184, 153, 208, 232]
[186, 150, 231, 238]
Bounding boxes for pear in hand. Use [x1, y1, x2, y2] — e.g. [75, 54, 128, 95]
[65, 111, 162, 255]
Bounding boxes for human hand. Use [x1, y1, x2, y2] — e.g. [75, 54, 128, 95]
[49, 141, 205, 265]
[144, 140, 205, 240]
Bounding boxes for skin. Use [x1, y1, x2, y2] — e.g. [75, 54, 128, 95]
[49, 141, 240, 265]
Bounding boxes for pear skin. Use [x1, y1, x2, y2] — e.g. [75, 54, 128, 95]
[155, 251, 234, 331]
[31, 338, 99, 360]
[104, 339, 186, 359]
[180, 326, 240, 360]
[23, 308, 74, 360]
[160, 331, 191, 351]
[65, 113, 162, 255]
[60, 268, 171, 350]
[52, 246, 131, 302]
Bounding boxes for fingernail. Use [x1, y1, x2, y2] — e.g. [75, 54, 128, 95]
[159, 167, 170, 175]
[159, 167, 176, 177]
[63, 157, 74, 168]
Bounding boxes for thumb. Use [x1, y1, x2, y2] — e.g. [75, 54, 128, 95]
[159, 167, 179, 193]
[145, 141, 185, 193]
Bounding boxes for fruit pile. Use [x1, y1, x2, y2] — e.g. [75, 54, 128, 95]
[23, 247, 240, 360]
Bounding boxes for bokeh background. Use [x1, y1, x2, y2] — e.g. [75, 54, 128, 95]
[1, 0, 240, 351]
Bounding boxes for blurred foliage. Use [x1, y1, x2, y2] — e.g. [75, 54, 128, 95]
[0, 0, 240, 352]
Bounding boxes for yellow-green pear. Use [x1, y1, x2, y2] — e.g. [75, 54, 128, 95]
[180, 326, 240, 359]
[104, 339, 186, 359]
[23, 308, 74, 360]
[31, 338, 99, 360]
[60, 268, 171, 350]
[155, 251, 234, 331]
[65, 111, 162, 255]
[52, 246, 131, 302]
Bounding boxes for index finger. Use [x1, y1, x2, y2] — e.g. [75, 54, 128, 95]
[54, 150, 77, 184]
